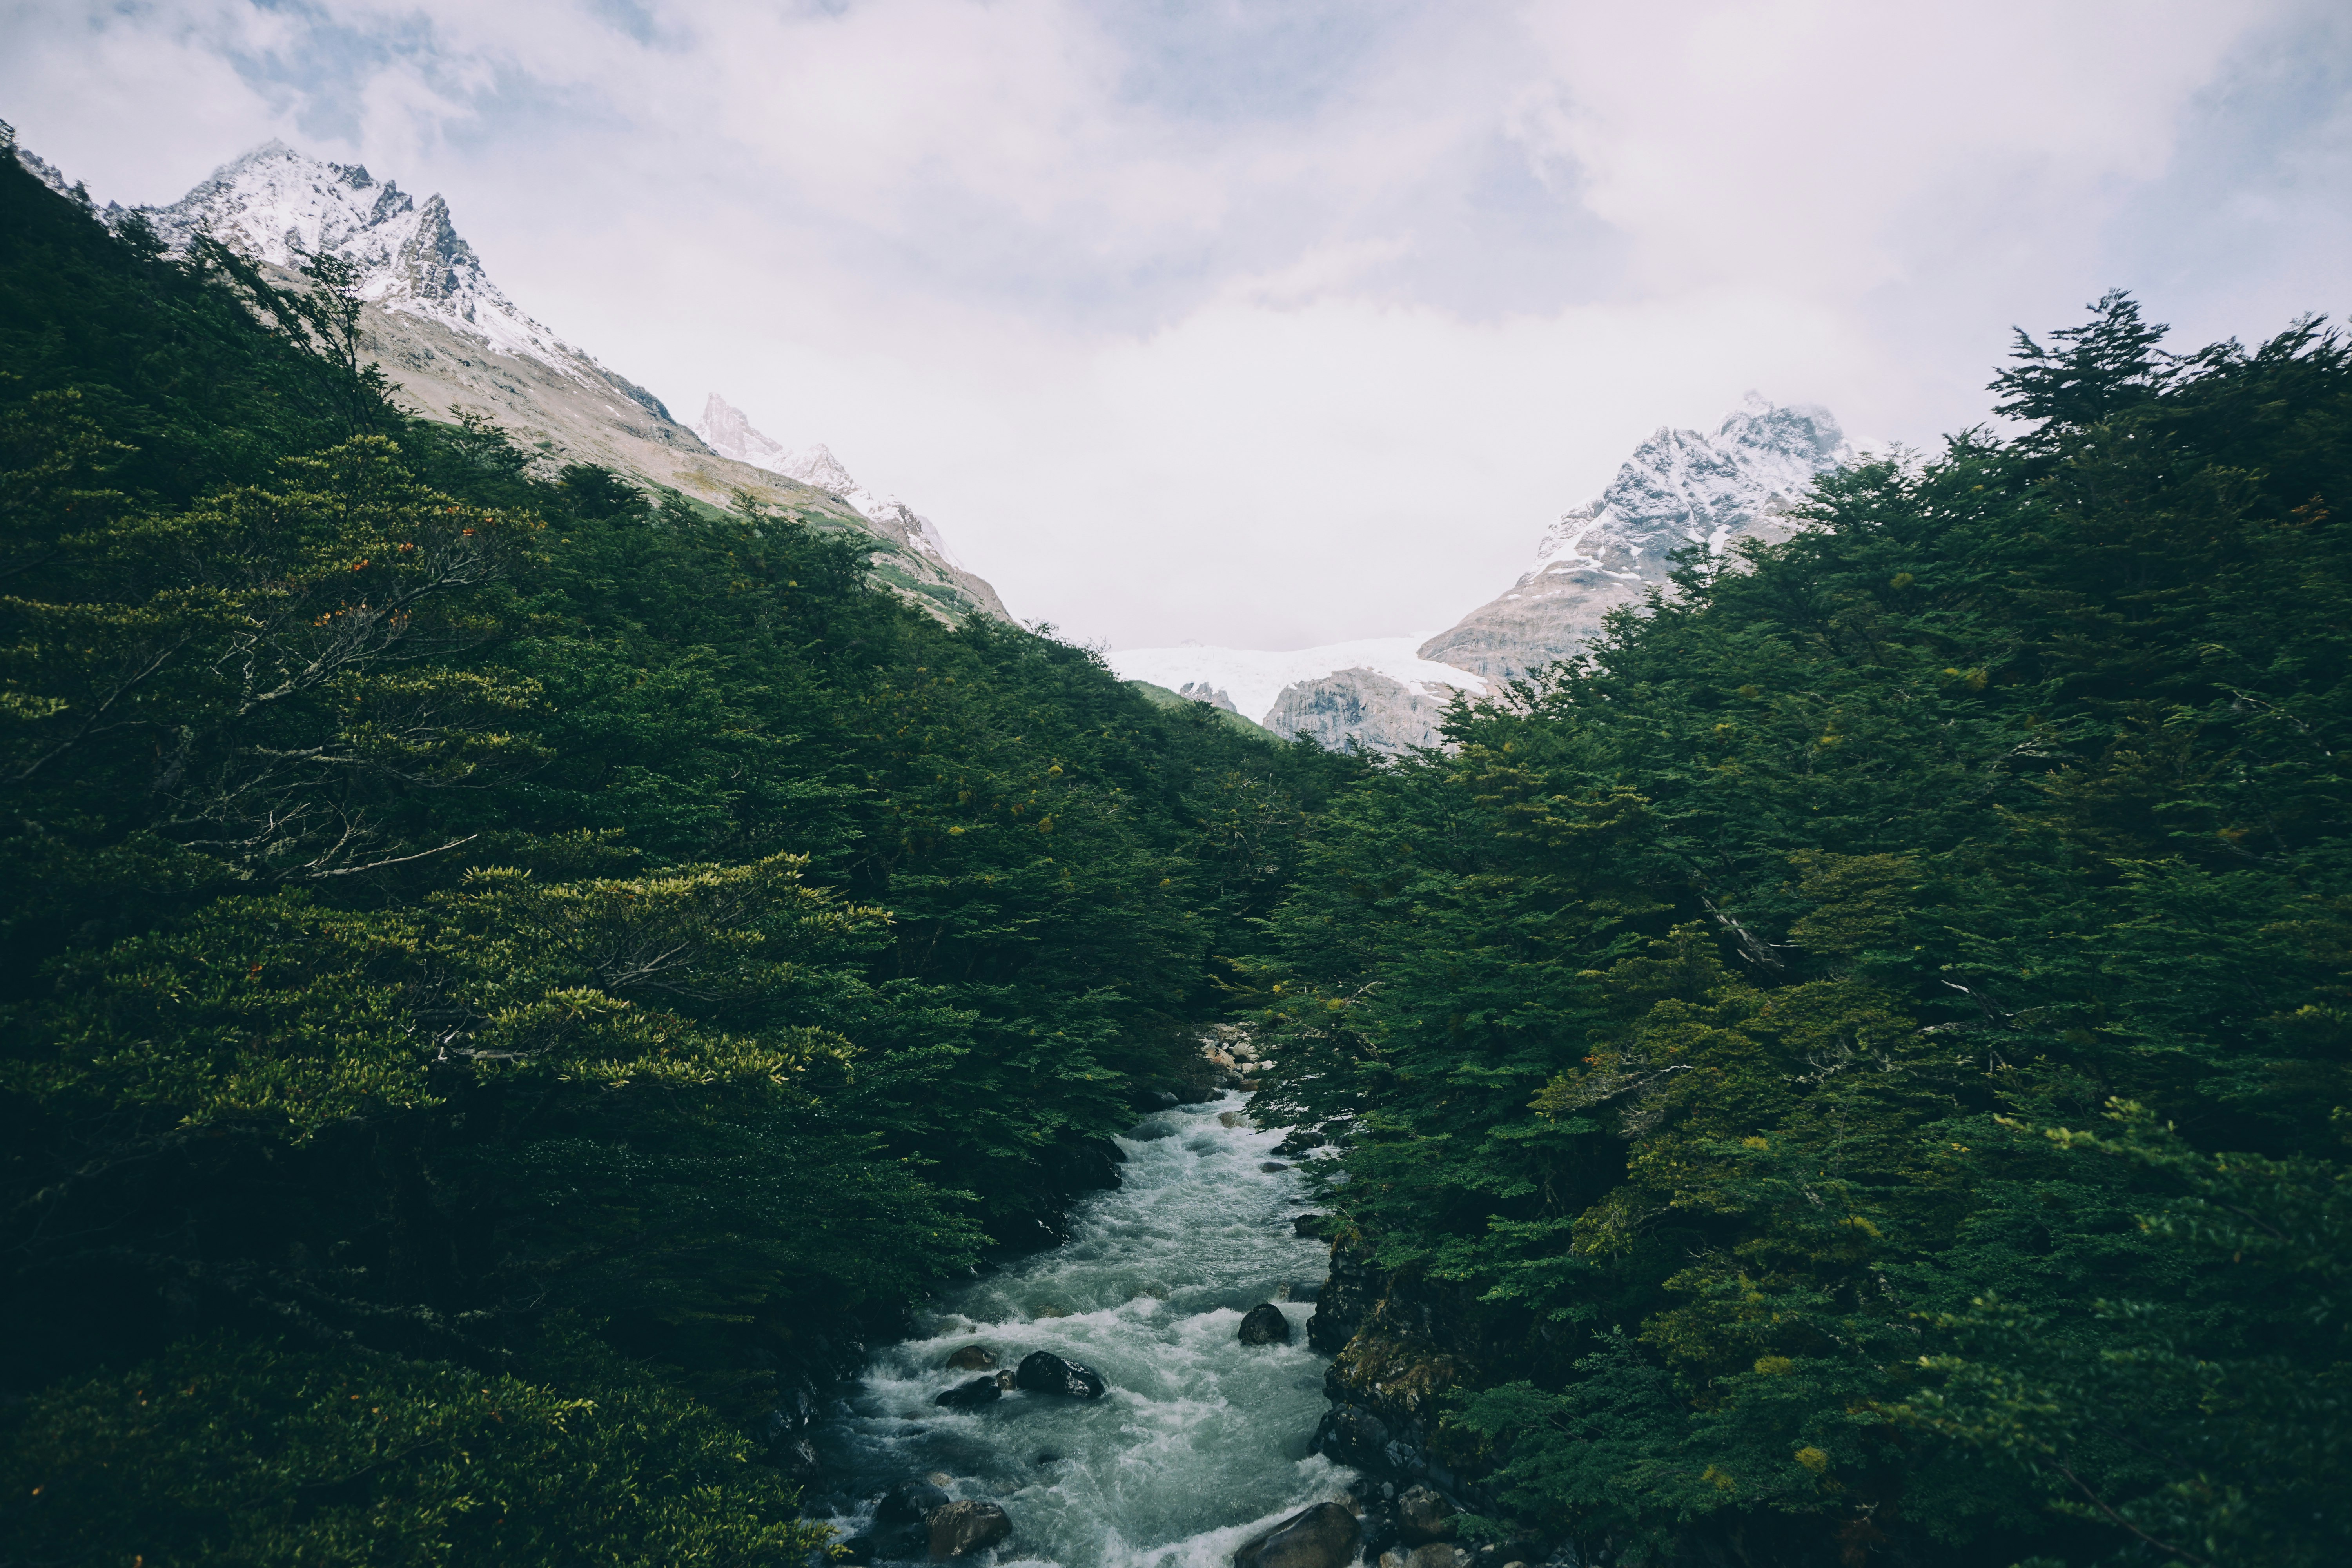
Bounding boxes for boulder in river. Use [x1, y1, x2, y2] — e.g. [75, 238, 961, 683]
[943, 1344, 997, 1370]
[1396, 1484, 1455, 1544]
[1238, 1303, 1293, 1345]
[926, 1499, 1013, 1559]
[934, 1376, 1002, 1409]
[1310, 1403, 1392, 1469]
[876, 1479, 951, 1525]
[1232, 1500, 1361, 1568]
[1260, 1161, 1289, 1173]
[1218, 1111, 1250, 1128]
[1015, 1349, 1107, 1398]
[1292, 1213, 1331, 1238]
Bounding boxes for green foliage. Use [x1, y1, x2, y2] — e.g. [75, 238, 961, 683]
[1897, 1105, 2350, 1568]
[3, 1330, 827, 1567]
[0, 147, 1357, 1559]
[1256, 297, 2352, 1564]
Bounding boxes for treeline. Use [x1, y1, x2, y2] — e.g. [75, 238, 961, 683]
[1258, 293, 2350, 1565]
[0, 150, 1360, 1564]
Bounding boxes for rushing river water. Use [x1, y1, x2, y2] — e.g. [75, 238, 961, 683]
[815, 1091, 1356, 1566]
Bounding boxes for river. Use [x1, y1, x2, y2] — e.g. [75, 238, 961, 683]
[813, 1091, 1355, 1565]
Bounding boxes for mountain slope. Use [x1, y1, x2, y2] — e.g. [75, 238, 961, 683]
[1107, 637, 1486, 751]
[1122, 679, 1280, 740]
[109, 140, 1008, 623]
[0, 142, 1368, 1563]
[1419, 394, 1851, 681]
[1123, 397, 1849, 755]
[691, 394, 1010, 619]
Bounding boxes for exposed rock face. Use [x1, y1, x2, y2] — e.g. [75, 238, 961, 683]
[102, 139, 1009, 626]
[1178, 680, 1242, 712]
[1231, 1501, 1361, 1568]
[1110, 639, 1483, 756]
[1306, 1240, 1499, 1509]
[1310, 1403, 1394, 1471]
[1421, 395, 1851, 682]
[1307, 1240, 1381, 1354]
[1261, 666, 1458, 753]
[1114, 399, 1843, 752]
[139, 142, 589, 377]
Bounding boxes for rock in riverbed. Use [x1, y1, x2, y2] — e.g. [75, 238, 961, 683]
[875, 1479, 950, 1525]
[943, 1345, 996, 1370]
[933, 1376, 1001, 1409]
[1233, 1500, 1360, 1568]
[927, 1499, 1013, 1558]
[1238, 1303, 1293, 1345]
[1015, 1349, 1107, 1398]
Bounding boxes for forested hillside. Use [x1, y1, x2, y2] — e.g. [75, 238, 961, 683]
[1263, 294, 2350, 1565]
[9, 121, 2349, 1568]
[0, 151, 1360, 1563]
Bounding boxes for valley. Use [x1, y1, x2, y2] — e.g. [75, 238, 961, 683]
[4, 123, 2347, 1568]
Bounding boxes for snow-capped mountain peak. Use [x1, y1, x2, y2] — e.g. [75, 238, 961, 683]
[136, 140, 603, 390]
[691, 395, 862, 494]
[691, 394, 968, 573]
[1419, 395, 1851, 684]
[1528, 394, 1850, 583]
[774, 443, 861, 498]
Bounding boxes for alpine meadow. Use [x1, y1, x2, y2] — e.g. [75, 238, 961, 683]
[4, 101, 2350, 1568]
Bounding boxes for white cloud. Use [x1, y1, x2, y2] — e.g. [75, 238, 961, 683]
[2, 0, 2341, 648]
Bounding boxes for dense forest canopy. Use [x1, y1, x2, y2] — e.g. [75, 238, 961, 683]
[4, 132, 2347, 1568]
[0, 149, 1362, 1564]
[1253, 290, 2350, 1564]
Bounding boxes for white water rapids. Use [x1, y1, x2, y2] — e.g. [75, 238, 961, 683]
[815, 1092, 1356, 1566]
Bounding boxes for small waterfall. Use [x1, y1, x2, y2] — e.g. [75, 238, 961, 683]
[815, 1093, 1352, 1565]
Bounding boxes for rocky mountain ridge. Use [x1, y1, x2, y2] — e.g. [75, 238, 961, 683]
[21, 135, 1008, 625]
[691, 395, 1007, 618]
[1418, 392, 1851, 683]
[1106, 638, 1487, 752]
[1116, 397, 1849, 752]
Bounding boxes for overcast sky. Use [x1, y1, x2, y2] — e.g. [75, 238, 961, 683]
[7, 0, 2349, 650]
